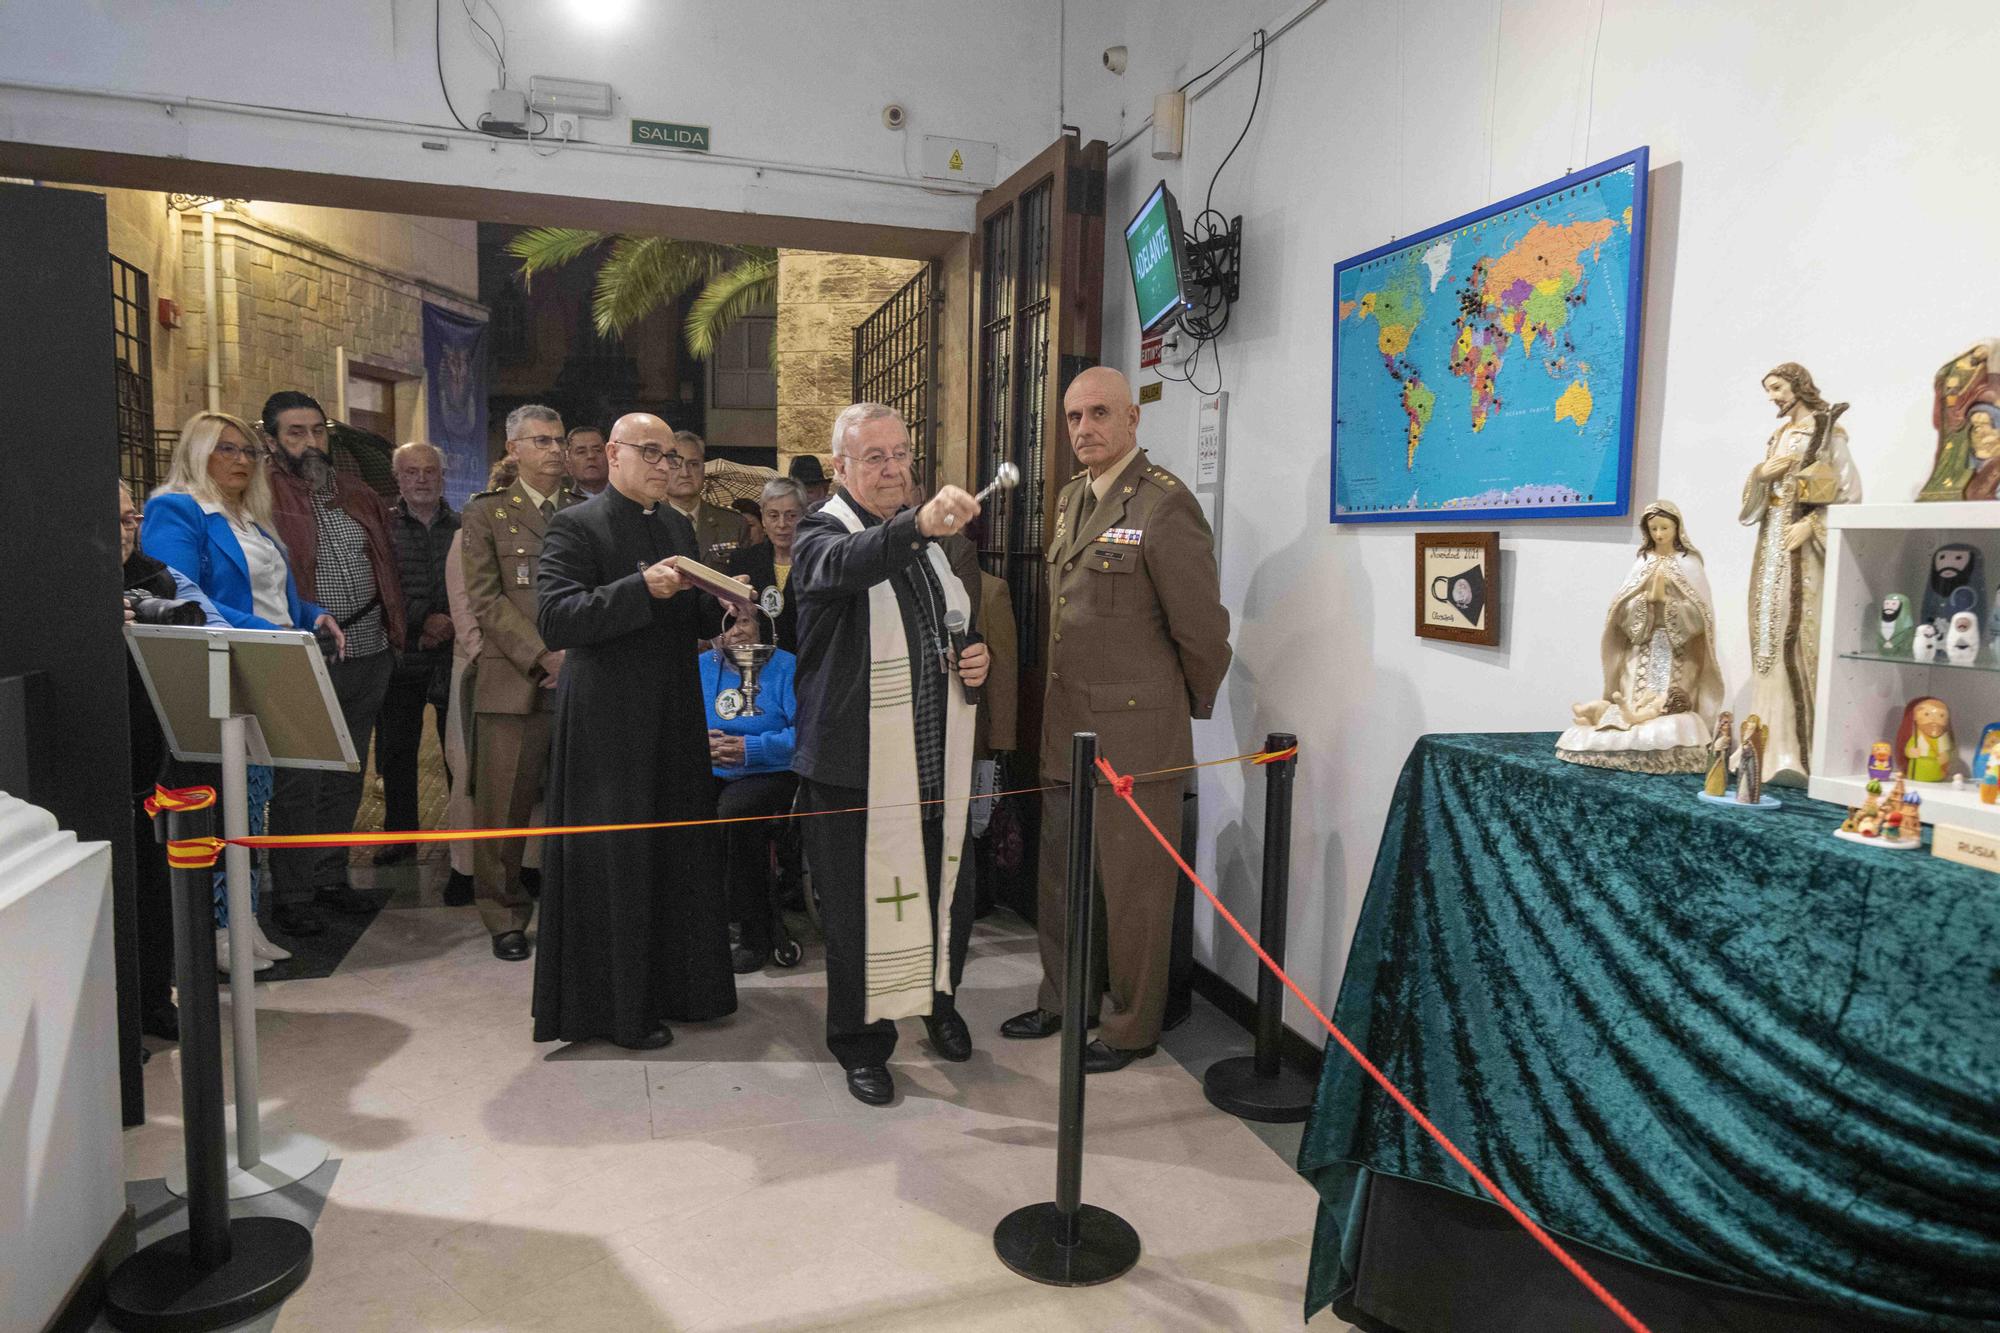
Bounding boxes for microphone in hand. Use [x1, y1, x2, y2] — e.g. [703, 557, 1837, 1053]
[944, 608, 982, 706]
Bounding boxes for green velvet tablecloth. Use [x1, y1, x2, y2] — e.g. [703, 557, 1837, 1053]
[1298, 732, 2000, 1331]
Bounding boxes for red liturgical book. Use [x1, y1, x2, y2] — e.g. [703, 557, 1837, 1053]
[668, 556, 756, 605]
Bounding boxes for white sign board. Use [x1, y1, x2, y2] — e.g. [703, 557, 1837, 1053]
[1195, 391, 1226, 492]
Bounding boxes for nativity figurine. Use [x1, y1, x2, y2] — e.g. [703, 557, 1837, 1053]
[1919, 339, 2000, 501]
[1558, 501, 1727, 774]
[1740, 363, 1861, 786]
[1898, 696, 1955, 783]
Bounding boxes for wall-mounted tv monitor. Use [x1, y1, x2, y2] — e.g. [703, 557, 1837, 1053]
[1124, 181, 1189, 335]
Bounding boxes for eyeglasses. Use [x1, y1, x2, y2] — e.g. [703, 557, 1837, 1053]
[514, 434, 564, 452]
[612, 441, 699, 470]
[848, 448, 913, 471]
[213, 443, 264, 462]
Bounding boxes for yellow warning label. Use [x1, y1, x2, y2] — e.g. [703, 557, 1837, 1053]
[947, 149, 964, 172]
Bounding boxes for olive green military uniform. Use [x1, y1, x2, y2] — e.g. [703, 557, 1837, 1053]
[677, 500, 750, 569]
[1036, 448, 1231, 1052]
[459, 480, 581, 936]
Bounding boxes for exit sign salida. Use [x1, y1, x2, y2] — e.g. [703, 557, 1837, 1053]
[631, 119, 711, 153]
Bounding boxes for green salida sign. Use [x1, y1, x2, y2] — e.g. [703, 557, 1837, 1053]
[631, 119, 711, 153]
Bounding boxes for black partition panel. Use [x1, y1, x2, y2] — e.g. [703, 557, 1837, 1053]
[0, 182, 143, 1124]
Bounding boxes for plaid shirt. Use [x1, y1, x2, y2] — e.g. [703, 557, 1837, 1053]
[895, 550, 950, 820]
[311, 480, 388, 657]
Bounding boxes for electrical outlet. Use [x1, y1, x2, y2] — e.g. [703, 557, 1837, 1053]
[552, 113, 579, 140]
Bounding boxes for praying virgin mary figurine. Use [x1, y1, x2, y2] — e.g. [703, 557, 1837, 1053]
[1558, 501, 1728, 773]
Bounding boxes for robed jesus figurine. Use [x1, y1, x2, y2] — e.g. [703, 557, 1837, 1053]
[531, 413, 736, 1049]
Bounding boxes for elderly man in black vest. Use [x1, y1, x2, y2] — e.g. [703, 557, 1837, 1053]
[790, 402, 989, 1106]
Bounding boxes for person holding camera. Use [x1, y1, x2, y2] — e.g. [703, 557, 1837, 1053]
[142, 410, 341, 969]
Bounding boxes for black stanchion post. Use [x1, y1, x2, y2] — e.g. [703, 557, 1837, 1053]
[994, 732, 1140, 1286]
[104, 803, 314, 1332]
[1203, 731, 1317, 1123]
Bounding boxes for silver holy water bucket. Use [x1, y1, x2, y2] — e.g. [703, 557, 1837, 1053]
[722, 641, 776, 717]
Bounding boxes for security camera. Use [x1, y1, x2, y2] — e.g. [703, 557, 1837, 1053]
[1103, 46, 1128, 74]
[882, 104, 907, 130]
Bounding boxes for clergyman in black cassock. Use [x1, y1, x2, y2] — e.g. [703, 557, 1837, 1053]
[790, 403, 991, 1105]
[531, 414, 735, 1049]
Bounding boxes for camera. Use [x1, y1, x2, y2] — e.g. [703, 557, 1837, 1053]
[124, 588, 206, 626]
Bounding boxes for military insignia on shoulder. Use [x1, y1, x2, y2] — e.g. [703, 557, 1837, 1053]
[1102, 528, 1143, 545]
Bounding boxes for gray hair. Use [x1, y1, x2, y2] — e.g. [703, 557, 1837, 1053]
[760, 476, 808, 509]
[671, 429, 706, 457]
[392, 441, 444, 469]
[829, 402, 902, 456]
[504, 403, 562, 441]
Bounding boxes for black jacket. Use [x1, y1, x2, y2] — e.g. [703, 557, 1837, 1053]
[387, 497, 460, 671]
[726, 541, 798, 654]
[789, 502, 977, 789]
[123, 552, 176, 795]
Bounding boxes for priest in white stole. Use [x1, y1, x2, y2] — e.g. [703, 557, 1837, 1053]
[790, 403, 990, 1106]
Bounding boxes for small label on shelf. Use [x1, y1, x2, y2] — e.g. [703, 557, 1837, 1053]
[1931, 824, 2000, 874]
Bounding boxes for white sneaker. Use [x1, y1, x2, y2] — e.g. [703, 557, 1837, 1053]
[216, 929, 274, 974]
[247, 918, 292, 961]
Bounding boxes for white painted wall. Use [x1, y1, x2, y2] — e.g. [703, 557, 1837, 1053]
[1063, 0, 2000, 1036]
[0, 0, 1062, 233]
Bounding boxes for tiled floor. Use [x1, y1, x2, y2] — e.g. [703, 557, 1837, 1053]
[128, 900, 1353, 1331]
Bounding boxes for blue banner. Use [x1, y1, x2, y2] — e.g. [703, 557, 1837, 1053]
[422, 302, 489, 510]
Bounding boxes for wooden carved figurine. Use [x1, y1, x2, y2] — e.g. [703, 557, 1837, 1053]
[1919, 339, 2000, 501]
[1898, 696, 1955, 783]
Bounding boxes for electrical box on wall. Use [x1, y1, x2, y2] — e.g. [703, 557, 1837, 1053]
[918, 135, 998, 186]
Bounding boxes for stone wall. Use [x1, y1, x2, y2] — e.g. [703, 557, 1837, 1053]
[774, 250, 924, 473]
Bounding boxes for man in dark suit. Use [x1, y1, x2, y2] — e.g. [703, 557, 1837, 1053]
[459, 404, 580, 961]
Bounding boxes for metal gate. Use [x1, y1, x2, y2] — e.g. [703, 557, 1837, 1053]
[111, 254, 158, 494]
[975, 177, 1056, 672]
[851, 263, 937, 494]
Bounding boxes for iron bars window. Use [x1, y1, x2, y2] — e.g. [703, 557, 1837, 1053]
[851, 264, 937, 495]
[111, 255, 157, 496]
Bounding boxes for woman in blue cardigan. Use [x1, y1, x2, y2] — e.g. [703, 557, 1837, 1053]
[143, 410, 347, 972]
[700, 625, 799, 974]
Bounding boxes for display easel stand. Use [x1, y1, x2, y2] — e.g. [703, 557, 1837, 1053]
[104, 802, 313, 1331]
[994, 732, 1141, 1286]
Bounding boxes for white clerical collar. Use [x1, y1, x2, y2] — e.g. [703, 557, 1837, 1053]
[518, 478, 555, 510]
[1089, 445, 1144, 503]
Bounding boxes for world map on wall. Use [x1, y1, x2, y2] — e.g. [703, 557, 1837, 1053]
[1331, 154, 1646, 521]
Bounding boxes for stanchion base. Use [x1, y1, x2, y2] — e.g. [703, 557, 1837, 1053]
[166, 1132, 329, 1200]
[1203, 1055, 1317, 1123]
[994, 1202, 1140, 1286]
[104, 1215, 313, 1332]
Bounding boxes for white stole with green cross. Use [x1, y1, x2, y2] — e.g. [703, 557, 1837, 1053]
[822, 495, 977, 1022]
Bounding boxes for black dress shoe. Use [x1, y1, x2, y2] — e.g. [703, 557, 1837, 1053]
[846, 1064, 894, 1105]
[1082, 1039, 1157, 1074]
[315, 885, 376, 916]
[999, 1008, 1100, 1040]
[730, 944, 768, 975]
[141, 1003, 180, 1042]
[372, 844, 413, 867]
[612, 1026, 673, 1051]
[923, 1010, 973, 1063]
[271, 903, 326, 937]
[442, 871, 475, 907]
[520, 867, 541, 900]
[491, 930, 531, 961]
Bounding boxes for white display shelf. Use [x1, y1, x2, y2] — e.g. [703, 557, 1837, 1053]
[1811, 501, 2000, 839]
[1808, 772, 1994, 829]
[1828, 500, 2000, 531]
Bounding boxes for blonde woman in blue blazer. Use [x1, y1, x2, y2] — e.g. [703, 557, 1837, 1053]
[143, 410, 347, 972]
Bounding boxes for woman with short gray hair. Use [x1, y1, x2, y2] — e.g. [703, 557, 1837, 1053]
[726, 475, 810, 653]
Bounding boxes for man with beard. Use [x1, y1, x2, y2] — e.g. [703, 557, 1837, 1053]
[1920, 542, 1986, 639]
[531, 413, 736, 1049]
[791, 402, 989, 1105]
[263, 389, 406, 936]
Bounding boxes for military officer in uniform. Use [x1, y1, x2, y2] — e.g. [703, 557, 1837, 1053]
[459, 404, 581, 961]
[1000, 366, 1231, 1072]
[664, 429, 750, 566]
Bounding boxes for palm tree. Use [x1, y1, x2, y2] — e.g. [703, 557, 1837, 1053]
[505, 229, 777, 360]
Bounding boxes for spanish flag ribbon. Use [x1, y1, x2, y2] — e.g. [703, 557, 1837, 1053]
[166, 836, 227, 869]
[144, 784, 217, 818]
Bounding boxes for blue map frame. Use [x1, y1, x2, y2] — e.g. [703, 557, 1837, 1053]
[1329, 147, 1649, 524]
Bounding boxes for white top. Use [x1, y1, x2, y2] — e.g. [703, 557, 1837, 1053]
[199, 497, 291, 627]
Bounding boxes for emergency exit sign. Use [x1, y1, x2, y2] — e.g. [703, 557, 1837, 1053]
[630, 119, 711, 152]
